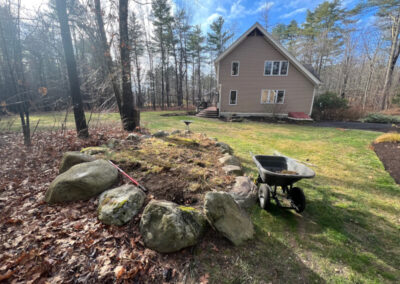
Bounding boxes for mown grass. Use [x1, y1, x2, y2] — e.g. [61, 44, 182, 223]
[2, 111, 400, 283]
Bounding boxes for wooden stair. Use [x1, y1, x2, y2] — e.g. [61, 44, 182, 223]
[196, 107, 219, 118]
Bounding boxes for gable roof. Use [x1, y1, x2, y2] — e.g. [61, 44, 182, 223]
[214, 22, 321, 86]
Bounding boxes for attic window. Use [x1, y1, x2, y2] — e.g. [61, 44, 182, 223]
[231, 61, 239, 76]
[264, 61, 289, 76]
[247, 28, 263, 37]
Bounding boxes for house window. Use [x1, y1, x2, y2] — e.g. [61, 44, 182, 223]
[231, 61, 239, 76]
[264, 61, 289, 76]
[229, 90, 237, 105]
[261, 89, 285, 104]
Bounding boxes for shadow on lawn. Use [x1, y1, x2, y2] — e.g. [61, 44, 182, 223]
[267, 182, 400, 282]
[194, 228, 326, 284]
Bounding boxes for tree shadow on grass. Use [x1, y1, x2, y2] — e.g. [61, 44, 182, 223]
[284, 183, 400, 282]
[194, 228, 326, 284]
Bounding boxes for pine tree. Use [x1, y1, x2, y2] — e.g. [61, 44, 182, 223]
[207, 16, 233, 56]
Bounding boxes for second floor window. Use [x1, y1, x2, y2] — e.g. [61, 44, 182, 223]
[231, 61, 239, 76]
[264, 60, 289, 76]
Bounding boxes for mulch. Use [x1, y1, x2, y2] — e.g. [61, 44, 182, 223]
[373, 142, 400, 184]
[0, 127, 234, 283]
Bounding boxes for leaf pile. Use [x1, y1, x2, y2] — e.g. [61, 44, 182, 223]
[0, 128, 234, 283]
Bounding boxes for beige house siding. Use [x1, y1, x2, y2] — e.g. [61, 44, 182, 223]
[218, 34, 315, 116]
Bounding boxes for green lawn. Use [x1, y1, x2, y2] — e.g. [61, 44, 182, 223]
[2, 111, 400, 283]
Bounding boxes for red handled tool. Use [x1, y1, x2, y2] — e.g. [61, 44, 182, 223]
[108, 160, 148, 192]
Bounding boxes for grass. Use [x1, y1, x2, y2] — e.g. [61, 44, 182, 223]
[2, 111, 400, 283]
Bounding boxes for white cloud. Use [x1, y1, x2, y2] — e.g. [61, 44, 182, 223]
[255, 1, 274, 13]
[216, 6, 227, 14]
[280, 7, 307, 19]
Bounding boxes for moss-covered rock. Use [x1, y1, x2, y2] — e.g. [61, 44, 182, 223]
[45, 160, 119, 203]
[59, 151, 95, 173]
[98, 184, 146, 226]
[140, 200, 207, 253]
[81, 146, 108, 155]
[204, 192, 254, 245]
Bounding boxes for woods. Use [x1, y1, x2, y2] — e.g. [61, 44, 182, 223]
[1, 0, 400, 139]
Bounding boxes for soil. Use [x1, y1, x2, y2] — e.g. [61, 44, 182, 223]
[0, 128, 235, 283]
[373, 142, 400, 184]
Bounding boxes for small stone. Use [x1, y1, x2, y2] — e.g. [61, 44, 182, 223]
[107, 138, 121, 148]
[216, 142, 233, 154]
[126, 133, 140, 141]
[222, 165, 243, 176]
[153, 130, 169, 138]
[59, 151, 95, 173]
[218, 155, 241, 167]
[170, 130, 181, 135]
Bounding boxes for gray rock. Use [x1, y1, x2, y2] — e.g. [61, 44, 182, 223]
[98, 184, 146, 226]
[222, 165, 243, 176]
[107, 138, 121, 148]
[126, 133, 141, 141]
[153, 130, 169, 138]
[204, 192, 254, 245]
[59, 151, 95, 173]
[141, 135, 152, 139]
[216, 142, 233, 154]
[170, 130, 181, 135]
[229, 176, 257, 209]
[45, 160, 119, 204]
[218, 155, 241, 167]
[140, 200, 207, 253]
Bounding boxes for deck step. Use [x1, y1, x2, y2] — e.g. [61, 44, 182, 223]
[196, 107, 219, 118]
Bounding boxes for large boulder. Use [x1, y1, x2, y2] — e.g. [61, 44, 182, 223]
[204, 192, 254, 246]
[140, 200, 207, 253]
[222, 165, 243, 176]
[218, 154, 241, 167]
[98, 184, 146, 226]
[45, 160, 119, 204]
[229, 176, 258, 209]
[216, 142, 233, 154]
[59, 151, 95, 173]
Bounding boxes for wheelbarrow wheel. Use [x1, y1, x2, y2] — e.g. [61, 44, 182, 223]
[258, 184, 271, 210]
[289, 187, 306, 213]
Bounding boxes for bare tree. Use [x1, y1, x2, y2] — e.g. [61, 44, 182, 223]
[55, 0, 88, 138]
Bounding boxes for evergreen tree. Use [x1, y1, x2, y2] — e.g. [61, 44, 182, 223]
[207, 16, 233, 56]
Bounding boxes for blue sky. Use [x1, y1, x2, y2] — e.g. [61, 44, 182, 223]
[182, 0, 363, 39]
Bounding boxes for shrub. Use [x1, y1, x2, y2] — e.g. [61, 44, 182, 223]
[374, 133, 400, 144]
[312, 92, 348, 121]
[363, 113, 400, 124]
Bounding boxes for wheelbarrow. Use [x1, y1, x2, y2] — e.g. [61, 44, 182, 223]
[251, 153, 315, 213]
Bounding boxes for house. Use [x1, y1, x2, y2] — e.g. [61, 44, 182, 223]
[214, 22, 321, 118]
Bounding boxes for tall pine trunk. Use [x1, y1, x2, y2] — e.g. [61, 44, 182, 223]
[119, 0, 139, 130]
[94, 0, 122, 115]
[55, 0, 88, 138]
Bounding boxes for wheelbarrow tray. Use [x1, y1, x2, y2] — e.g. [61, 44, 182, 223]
[252, 155, 315, 187]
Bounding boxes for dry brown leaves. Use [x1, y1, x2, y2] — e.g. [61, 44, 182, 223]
[0, 127, 194, 283]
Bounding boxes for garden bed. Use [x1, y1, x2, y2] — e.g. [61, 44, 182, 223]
[373, 142, 400, 184]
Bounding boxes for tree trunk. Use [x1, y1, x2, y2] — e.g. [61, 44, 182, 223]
[55, 0, 88, 138]
[119, 0, 139, 131]
[197, 49, 201, 102]
[94, 0, 122, 115]
[381, 15, 400, 110]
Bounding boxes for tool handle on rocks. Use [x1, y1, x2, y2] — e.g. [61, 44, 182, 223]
[108, 160, 148, 192]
